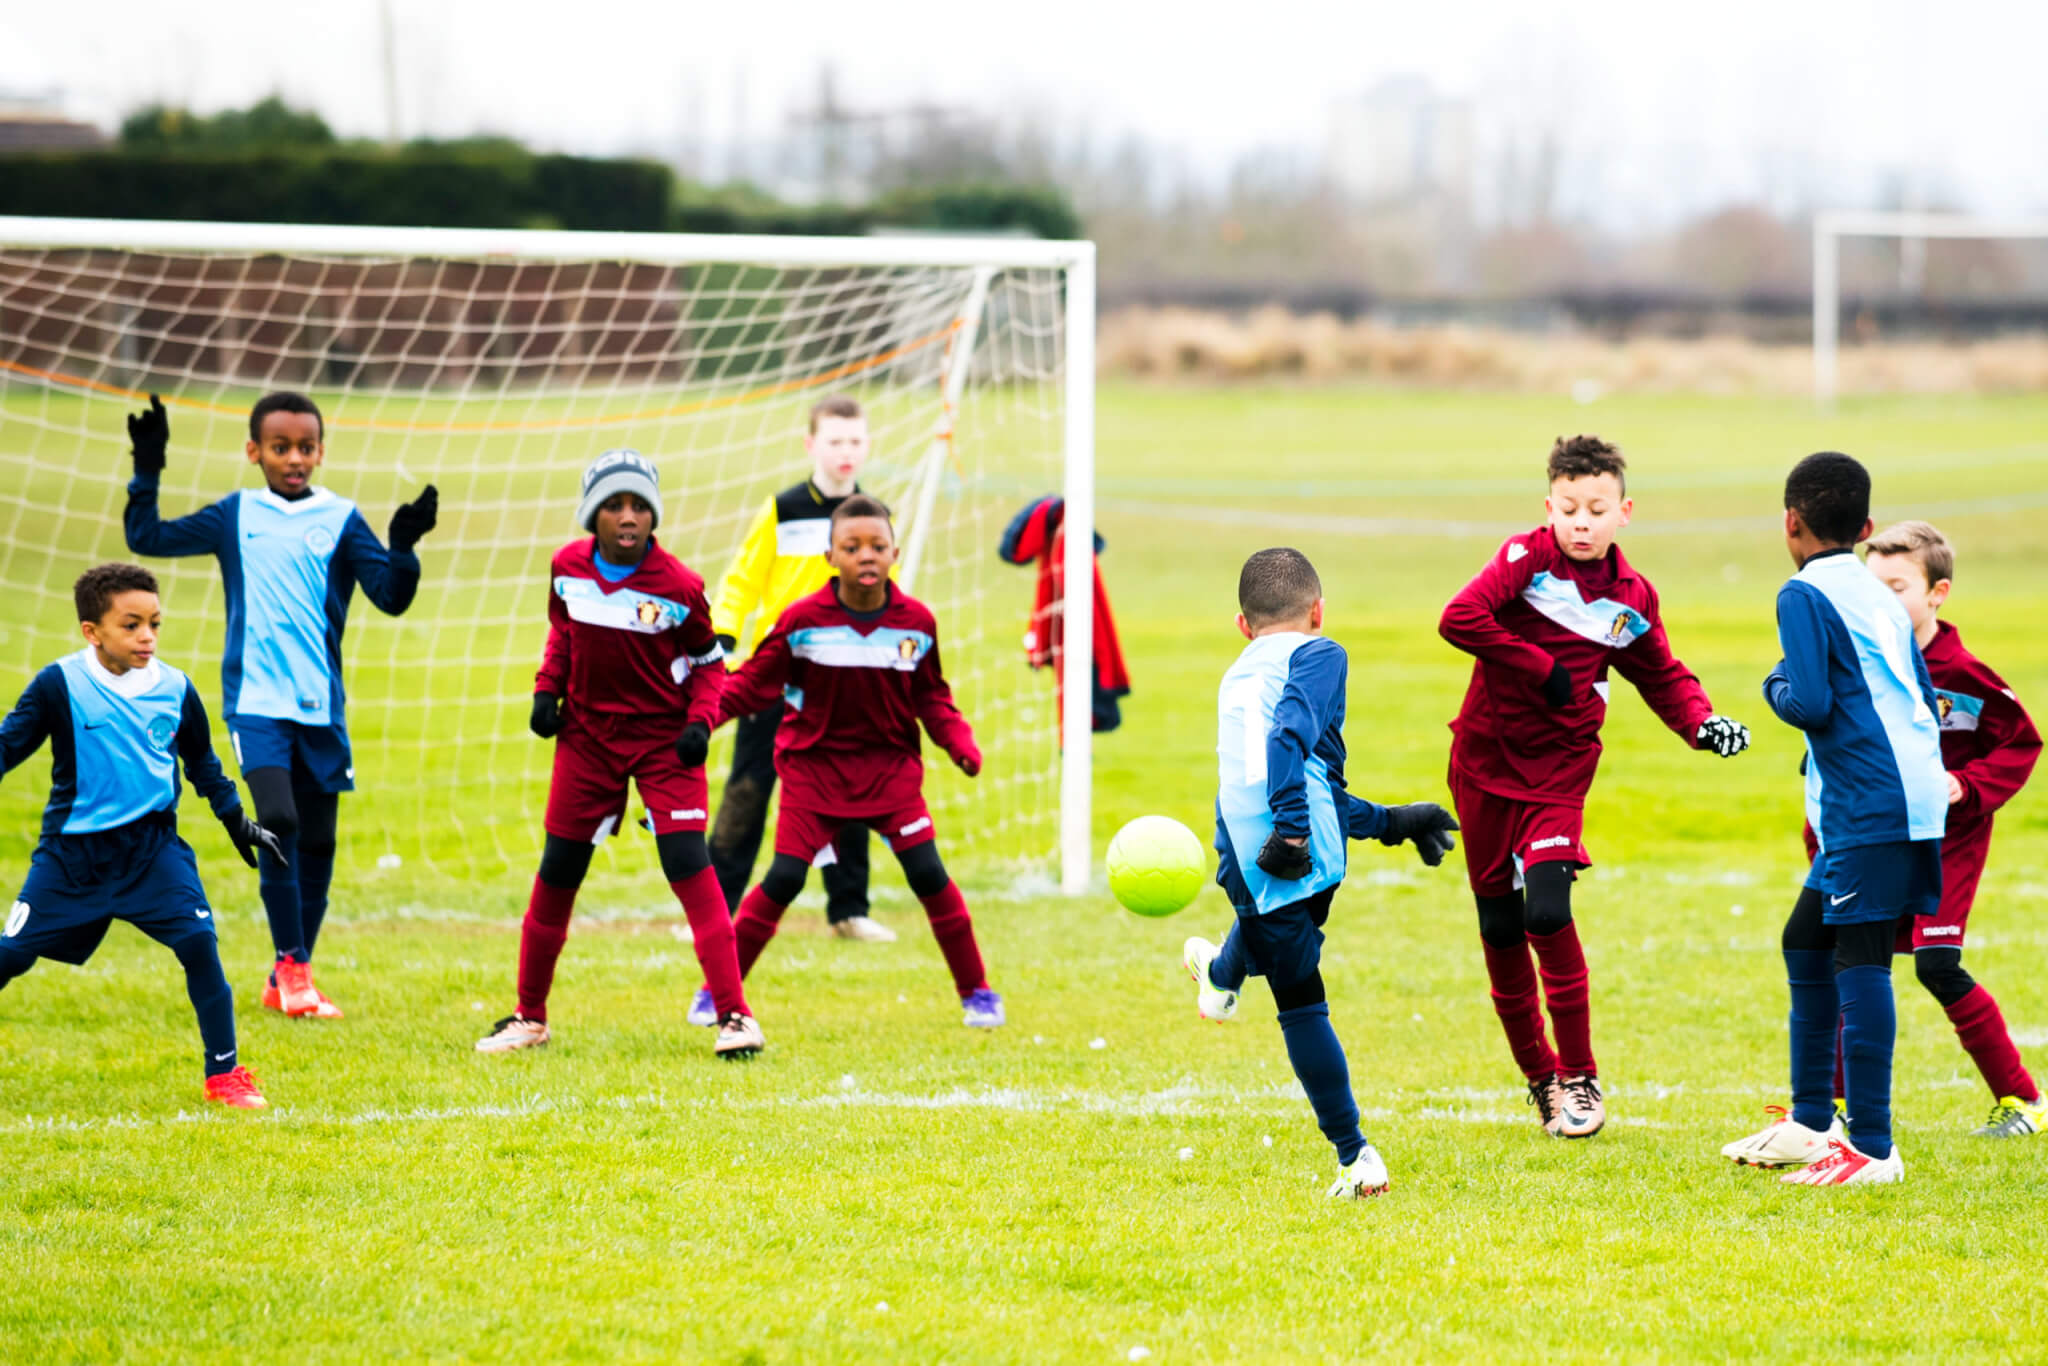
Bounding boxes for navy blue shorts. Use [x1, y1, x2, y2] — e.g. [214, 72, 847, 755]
[1234, 887, 1335, 987]
[228, 715, 354, 793]
[1804, 838, 1943, 926]
[5, 824, 217, 965]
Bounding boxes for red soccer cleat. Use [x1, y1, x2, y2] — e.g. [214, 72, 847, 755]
[274, 959, 326, 1018]
[261, 973, 283, 1013]
[203, 1066, 269, 1109]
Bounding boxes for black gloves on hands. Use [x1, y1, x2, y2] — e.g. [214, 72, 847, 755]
[1696, 715, 1751, 757]
[1541, 661, 1574, 709]
[674, 721, 711, 769]
[128, 393, 170, 477]
[715, 634, 738, 657]
[1255, 832, 1314, 881]
[530, 693, 564, 739]
[388, 484, 439, 553]
[1378, 802, 1461, 867]
[223, 810, 286, 870]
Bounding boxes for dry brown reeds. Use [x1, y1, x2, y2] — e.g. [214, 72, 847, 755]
[1096, 306, 2048, 394]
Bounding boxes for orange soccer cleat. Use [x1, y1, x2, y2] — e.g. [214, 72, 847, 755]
[203, 1066, 269, 1109]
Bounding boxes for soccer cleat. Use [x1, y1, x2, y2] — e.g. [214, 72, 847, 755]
[475, 1013, 550, 1053]
[962, 988, 1006, 1028]
[1780, 1138, 1904, 1186]
[1554, 1074, 1606, 1139]
[831, 916, 898, 943]
[1720, 1105, 1840, 1168]
[1971, 1095, 2047, 1139]
[714, 1012, 764, 1059]
[274, 959, 323, 1018]
[261, 973, 282, 1013]
[1527, 1072, 1566, 1134]
[1182, 936, 1240, 1022]
[203, 1066, 269, 1109]
[686, 987, 718, 1028]
[1326, 1144, 1391, 1199]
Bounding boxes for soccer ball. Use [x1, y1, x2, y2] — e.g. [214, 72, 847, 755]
[1106, 815, 1207, 918]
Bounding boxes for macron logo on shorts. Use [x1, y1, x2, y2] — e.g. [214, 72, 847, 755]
[898, 816, 933, 839]
[670, 809, 707, 821]
[1921, 924, 1962, 937]
[1529, 835, 1573, 852]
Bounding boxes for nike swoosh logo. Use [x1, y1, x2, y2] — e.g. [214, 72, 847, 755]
[1830, 893, 1857, 907]
[83, 718, 111, 729]
[213, 1052, 234, 1062]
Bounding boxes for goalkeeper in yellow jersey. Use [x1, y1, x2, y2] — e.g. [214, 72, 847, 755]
[703, 394, 889, 947]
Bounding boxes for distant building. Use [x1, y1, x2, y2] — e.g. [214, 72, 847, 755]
[1324, 76, 1473, 209]
[0, 92, 106, 154]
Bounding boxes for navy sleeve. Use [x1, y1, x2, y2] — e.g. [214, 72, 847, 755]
[125, 477, 230, 557]
[1342, 791, 1387, 840]
[0, 667, 61, 779]
[340, 508, 421, 616]
[1765, 582, 1835, 732]
[175, 683, 242, 820]
[1267, 638, 1347, 838]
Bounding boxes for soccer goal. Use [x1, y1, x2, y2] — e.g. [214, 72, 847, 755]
[1812, 209, 2048, 404]
[0, 217, 1097, 894]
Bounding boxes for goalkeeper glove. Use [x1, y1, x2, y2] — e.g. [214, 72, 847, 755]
[1541, 661, 1574, 709]
[1255, 832, 1314, 881]
[388, 484, 439, 553]
[127, 393, 169, 478]
[674, 722, 710, 769]
[530, 693, 564, 739]
[222, 809, 286, 870]
[1696, 715, 1750, 757]
[1377, 803, 1460, 867]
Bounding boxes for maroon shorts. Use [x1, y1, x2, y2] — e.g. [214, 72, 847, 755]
[1806, 819, 1991, 951]
[545, 712, 706, 844]
[1448, 768, 1590, 897]
[774, 799, 937, 865]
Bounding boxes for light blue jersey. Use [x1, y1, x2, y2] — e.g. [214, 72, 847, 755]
[1766, 548, 1947, 851]
[126, 480, 420, 726]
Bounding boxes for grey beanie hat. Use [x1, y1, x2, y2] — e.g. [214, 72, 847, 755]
[578, 448, 663, 531]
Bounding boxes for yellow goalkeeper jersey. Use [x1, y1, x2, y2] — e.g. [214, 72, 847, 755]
[712, 479, 866, 660]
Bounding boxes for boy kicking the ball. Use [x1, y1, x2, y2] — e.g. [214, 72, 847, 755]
[1, 564, 282, 1108]
[691, 494, 1000, 1029]
[1438, 435, 1750, 1139]
[1181, 548, 1459, 1199]
[477, 451, 760, 1059]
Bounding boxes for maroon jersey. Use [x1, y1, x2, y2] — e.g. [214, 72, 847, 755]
[1440, 526, 1713, 805]
[534, 537, 726, 729]
[1923, 620, 2041, 838]
[721, 582, 977, 817]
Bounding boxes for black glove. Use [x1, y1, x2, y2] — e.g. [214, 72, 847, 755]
[223, 810, 286, 870]
[127, 393, 169, 477]
[1696, 715, 1751, 757]
[530, 693, 563, 739]
[715, 634, 737, 656]
[674, 721, 710, 769]
[1541, 661, 1574, 709]
[1255, 831, 1314, 881]
[1378, 802, 1461, 867]
[388, 484, 439, 553]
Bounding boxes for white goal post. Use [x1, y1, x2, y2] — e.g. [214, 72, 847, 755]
[0, 217, 1097, 895]
[1812, 209, 2048, 404]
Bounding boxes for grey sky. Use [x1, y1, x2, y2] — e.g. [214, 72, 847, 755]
[10, 0, 2048, 223]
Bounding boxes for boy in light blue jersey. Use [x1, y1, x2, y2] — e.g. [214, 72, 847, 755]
[1, 564, 281, 1108]
[123, 392, 437, 1020]
[1181, 548, 1460, 1199]
[1721, 453, 1946, 1186]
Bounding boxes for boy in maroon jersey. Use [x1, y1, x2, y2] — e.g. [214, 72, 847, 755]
[692, 493, 1002, 1029]
[1439, 435, 1751, 1138]
[1853, 521, 2042, 1135]
[476, 450, 761, 1059]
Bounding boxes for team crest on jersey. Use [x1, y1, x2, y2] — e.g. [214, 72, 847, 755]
[1937, 694, 1953, 722]
[305, 526, 336, 554]
[146, 714, 178, 750]
[898, 636, 919, 663]
[636, 599, 668, 628]
[1606, 611, 1634, 645]
[1934, 688, 1982, 731]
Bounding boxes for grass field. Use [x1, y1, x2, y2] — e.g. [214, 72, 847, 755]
[5, 384, 2048, 1362]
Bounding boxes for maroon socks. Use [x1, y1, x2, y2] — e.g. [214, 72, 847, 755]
[515, 878, 578, 1022]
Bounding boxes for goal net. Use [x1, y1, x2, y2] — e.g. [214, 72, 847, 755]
[0, 219, 1096, 895]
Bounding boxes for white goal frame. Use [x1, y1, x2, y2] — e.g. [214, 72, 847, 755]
[1812, 209, 2048, 404]
[0, 216, 1099, 894]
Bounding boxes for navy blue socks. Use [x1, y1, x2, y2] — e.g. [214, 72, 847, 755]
[258, 833, 306, 963]
[1783, 948, 1838, 1133]
[174, 935, 237, 1077]
[1836, 964, 1897, 1160]
[298, 841, 337, 958]
[1277, 1002, 1365, 1165]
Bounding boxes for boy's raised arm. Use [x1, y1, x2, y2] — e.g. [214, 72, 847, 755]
[1439, 537, 1555, 683]
[341, 494, 433, 617]
[121, 395, 230, 558]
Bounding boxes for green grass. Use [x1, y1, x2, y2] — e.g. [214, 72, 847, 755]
[6, 384, 2048, 1361]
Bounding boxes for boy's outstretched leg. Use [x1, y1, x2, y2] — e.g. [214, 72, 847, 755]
[1182, 924, 1242, 1022]
[479, 836, 591, 1053]
[173, 933, 266, 1109]
[1474, 890, 1563, 1131]
[1524, 863, 1602, 1138]
[658, 831, 761, 1059]
[896, 839, 999, 1027]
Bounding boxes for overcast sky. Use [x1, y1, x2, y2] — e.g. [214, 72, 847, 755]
[10, 0, 2048, 225]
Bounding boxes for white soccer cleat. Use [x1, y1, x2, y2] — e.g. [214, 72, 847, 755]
[1327, 1144, 1391, 1199]
[714, 1012, 764, 1059]
[1779, 1138, 1904, 1186]
[1553, 1074, 1606, 1139]
[475, 1014, 550, 1053]
[1181, 936, 1239, 1022]
[1720, 1105, 1839, 1168]
[961, 988, 1006, 1028]
[831, 916, 898, 943]
[686, 987, 718, 1027]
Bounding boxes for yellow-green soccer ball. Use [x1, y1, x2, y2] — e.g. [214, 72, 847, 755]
[1106, 815, 1207, 918]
